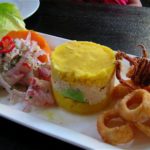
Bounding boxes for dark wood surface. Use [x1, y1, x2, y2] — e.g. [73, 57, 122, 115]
[1, 0, 150, 150]
[25, 0, 150, 56]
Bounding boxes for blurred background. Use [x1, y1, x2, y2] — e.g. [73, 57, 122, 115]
[142, 0, 150, 7]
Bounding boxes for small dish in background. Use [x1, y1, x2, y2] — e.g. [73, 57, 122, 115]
[0, 0, 40, 19]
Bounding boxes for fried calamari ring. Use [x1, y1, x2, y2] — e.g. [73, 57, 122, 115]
[97, 109, 134, 145]
[118, 89, 150, 122]
[111, 81, 133, 101]
[135, 119, 150, 137]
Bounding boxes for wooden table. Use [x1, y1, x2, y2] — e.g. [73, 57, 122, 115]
[25, 0, 150, 56]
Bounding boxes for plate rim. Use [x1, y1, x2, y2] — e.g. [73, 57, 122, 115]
[22, 0, 40, 19]
[0, 103, 122, 150]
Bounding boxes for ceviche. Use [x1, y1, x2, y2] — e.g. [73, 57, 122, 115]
[0, 30, 55, 111]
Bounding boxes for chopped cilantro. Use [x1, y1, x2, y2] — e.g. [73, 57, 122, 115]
[10, 55, 22, 68]
[29, 96, 32, 99]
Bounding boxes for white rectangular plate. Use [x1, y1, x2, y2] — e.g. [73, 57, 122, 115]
[0, 33, 149, 150]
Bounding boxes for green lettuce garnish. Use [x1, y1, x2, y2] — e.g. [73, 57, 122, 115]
[0, 2, 26, 38]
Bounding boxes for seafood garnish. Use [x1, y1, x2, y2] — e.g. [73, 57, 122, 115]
[0, 33, 55, 111]
[118, 89, 150, 122]
[97, 109, 134, 145]
[115, 45, 150, 89]
[97, 46, 150, 145]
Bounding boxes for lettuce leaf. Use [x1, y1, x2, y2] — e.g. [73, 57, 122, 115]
[0, 2, 26, 38]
